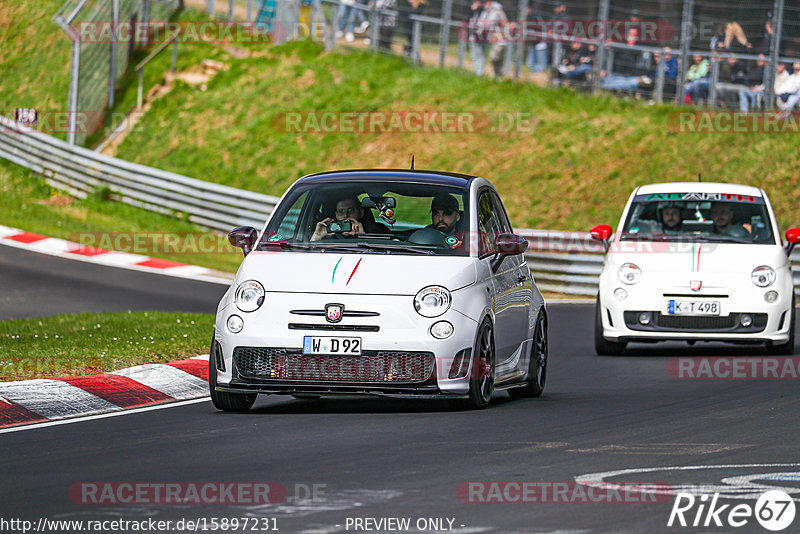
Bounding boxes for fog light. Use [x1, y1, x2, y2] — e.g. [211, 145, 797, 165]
[740, 314, 753, 327]
[765, 291, 779, 303]
[227, 314, 244, 333]
[638, 312, 651, 325]
[431, 321, 454, 339]
[614, 288, 628, 300]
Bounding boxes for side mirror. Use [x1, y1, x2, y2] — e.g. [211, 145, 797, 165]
[491, 233, 528, 271]
[786, 228, 800, 254]
[590, 224, 612, 252]
[228, 226, 257, 256]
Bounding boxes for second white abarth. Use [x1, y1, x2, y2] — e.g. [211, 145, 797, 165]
[210, 169, 547, 410]
[591, 182, 799, 355]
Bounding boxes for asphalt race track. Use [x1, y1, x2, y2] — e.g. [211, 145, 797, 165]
[2, 245, 800, 533]
[0, 244, 226, 319]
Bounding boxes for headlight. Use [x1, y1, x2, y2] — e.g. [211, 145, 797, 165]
[235, 280, 265, 312]
[430, 321, 454, 339]
[618, 263, 642, 285]
[414, 286, 451, 317]
[751, 266, 775, 288]
[227, 314, 244, 333]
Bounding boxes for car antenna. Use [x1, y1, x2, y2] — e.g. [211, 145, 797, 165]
[410, 155, 415, 170]
[698, 172, 702, 182]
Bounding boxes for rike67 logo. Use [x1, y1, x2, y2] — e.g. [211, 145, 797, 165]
[668, 490, 796, 531]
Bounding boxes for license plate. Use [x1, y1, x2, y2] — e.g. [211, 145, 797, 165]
[302, 336, 361, 355]
[666, 300, 720, 316]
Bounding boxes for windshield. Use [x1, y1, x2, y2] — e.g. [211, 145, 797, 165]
[621, 193, 775, 244]
[258, 180, 470, 256]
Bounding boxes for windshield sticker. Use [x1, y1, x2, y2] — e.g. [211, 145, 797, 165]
[379, 207, 396, 225]
[642, 193, 759, 203]
[268, 233, 283, 242]
[628, 227, 640, 234]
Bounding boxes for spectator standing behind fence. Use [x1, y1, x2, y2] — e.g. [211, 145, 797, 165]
[469, 1, 486, 76]
[557, 41, 595, 82]
[525, 5, 546, 73]
[720, 21, 753, 53]
[652, 47, 679, 99]
[740, 60, 788, 113]
[761, 19, 774, 56]
[716, 56, 757, 108]
[684, 54, 710, 104]
[400, 0, 425, 57]
[375, 0, 397, 51]
[777, 62, 800, 114]
[599, 28, 652, 92]
[481, 0, 508, 78]
[336, 0, 366, 42]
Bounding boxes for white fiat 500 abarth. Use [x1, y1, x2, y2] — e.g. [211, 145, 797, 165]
[591, 182, 799, 355]
[210, 170, 547, 410]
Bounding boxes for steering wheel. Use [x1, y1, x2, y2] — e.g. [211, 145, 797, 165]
[407, 227, 449, 247]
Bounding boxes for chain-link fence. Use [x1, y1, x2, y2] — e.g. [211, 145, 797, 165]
[53, 0, 182, 145]
[274, 0, 800, 112]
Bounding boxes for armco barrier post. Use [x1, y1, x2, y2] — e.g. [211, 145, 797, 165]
[513, 0, 528, 79]
[676, 0, 694, 105]
[765, 0, 785, 108]
[593, 0, 610, 94]
[439, 0, 453, 68]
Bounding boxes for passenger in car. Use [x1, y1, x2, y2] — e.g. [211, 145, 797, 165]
[310, 196, 388, 241]
[709, 203, 750, 238]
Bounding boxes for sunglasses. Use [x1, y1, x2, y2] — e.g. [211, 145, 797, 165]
[336, 207, 358, 215]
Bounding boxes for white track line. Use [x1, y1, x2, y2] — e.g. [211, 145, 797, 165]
[0, 397, 210, 434]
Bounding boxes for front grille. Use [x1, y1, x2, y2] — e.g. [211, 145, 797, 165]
[655, 314, 738, 329]
[287, 323, 380, 332]
[234, 347, 435, 383]
[624, 312, 767, 332]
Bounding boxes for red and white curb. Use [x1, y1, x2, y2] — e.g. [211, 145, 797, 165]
[0, 355, 210, 429]
[0, 224, 232, 285]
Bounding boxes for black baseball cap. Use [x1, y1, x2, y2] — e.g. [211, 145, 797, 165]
[430, 193, 459, 212]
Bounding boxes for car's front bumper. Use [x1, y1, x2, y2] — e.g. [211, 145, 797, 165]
[213, 292, 481, 397]
[598, 271, 794, 344]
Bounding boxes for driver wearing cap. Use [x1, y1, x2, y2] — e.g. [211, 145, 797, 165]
[429, 193, 462, 235]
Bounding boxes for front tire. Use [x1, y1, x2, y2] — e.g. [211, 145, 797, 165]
[453, 320, 495, 410]
[508, 312, 547, 398]
[768, 295, 795, 355]
[595, 296, 627, 356]
[209, 334, 257, 412]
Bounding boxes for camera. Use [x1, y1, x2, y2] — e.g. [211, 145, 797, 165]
[326, 220, 352, 233]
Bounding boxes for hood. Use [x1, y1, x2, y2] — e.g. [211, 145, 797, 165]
[235, 252, 477, 295]
[607, 242, 788, 274]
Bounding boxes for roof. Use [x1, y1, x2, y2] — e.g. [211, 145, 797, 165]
[295, 169, 476, 188]
[635, 182, 763, 197]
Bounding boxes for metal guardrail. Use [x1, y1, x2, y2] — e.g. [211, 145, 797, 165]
[1, 118, 799, 296]
[0, 116, 279, 232]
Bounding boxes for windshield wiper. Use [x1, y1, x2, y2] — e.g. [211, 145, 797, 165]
[313, 242, 435, 255]
[260, 241, 322, 251]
